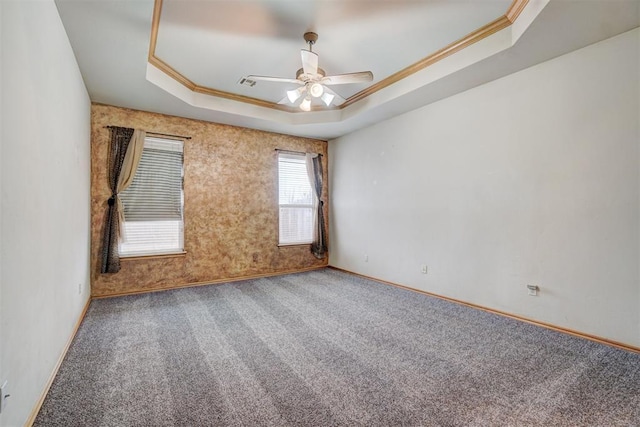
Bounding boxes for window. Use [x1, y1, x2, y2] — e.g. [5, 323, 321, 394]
[119, 137, 184, 257]
[278, 152, 314, 245]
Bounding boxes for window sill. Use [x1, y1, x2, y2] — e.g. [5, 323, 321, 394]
[120, 251, 187, 262]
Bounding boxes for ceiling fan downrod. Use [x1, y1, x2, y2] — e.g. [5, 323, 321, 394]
[303, 32, 318, 52]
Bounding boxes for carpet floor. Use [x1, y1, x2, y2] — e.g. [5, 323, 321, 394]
[35, 269, 640, 426]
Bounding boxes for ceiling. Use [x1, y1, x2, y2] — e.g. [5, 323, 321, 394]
[55, 0, 639, 140]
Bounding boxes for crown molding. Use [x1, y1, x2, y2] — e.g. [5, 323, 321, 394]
[506, 0, 530, 22]
[341, 15, 512, 108]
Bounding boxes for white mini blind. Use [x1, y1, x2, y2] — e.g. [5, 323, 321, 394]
[278, 152, 314, 245]
[120, 137, 183, 221]
[119, 137, 184, 257]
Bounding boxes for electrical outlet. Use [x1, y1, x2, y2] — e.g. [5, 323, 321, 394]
[0, 381, 9, 414]
[364, 254, 368, 262]
[527, 284, 539, 296]
[421, 265, 428, 274]
[78, 283, 82, 295]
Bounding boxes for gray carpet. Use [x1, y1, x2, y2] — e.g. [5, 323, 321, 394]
[35, 269, 640, 426]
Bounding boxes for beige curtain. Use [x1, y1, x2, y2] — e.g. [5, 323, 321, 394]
[116, 129, 145, 240]
[101, 127, 145, 274]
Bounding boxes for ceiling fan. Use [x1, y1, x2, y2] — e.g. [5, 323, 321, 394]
[239, 32, 373, 111]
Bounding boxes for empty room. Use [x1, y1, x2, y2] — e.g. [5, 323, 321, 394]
[1, 0, 639, 425]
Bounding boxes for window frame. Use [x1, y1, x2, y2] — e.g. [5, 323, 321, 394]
[277, 152, 315, 246]
[119, 136, 185, 258]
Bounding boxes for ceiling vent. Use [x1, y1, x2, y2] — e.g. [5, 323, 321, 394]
[238, 77, 257, 87]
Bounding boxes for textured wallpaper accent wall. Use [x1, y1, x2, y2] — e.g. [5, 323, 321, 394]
[91, 104, 328, 297]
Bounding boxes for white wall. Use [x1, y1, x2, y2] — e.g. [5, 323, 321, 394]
[0, 1, 91, 425]
[329, 29, 640, 347]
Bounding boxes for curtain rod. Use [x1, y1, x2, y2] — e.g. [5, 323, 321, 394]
[275, 148, 323, 157]
[105, 126, 191, 140]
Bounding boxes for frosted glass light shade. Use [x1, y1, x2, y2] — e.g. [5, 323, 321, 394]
[300, 97, 312, 111]
[309, 83, 324, 98]
[321, 92, 335, 106]
[287, 89, 302, 103]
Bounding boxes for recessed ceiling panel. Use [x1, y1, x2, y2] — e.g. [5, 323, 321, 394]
[155, 0, 511, 104]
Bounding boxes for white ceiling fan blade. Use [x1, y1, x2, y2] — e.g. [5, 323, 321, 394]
[321, 71, 373, 85]
[277, 95, 292, 105]
[241, 75, 303, 85]
[322, 86, 345, 106]
[301, 50, 318, 75]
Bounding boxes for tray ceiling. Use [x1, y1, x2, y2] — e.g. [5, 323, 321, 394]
[154, 0, 511, 105]
[55, 0, 640, 139]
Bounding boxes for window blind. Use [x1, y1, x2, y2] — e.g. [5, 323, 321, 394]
[119, 137, 184, 257]
[120, 137, 183, 221]
[119, 220, 183, 257]
[278, 153, 314, 245]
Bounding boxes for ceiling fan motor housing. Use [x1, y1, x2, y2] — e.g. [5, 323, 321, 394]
[296, 67, 325, 82]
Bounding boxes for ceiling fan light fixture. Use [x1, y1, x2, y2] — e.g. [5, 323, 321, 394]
[245, 32, 372, 111]
[309, 82, 324, 98]
[286, 88, 302, 103]
[300, 96, 312, 112]
[321, 92, 335, 107]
